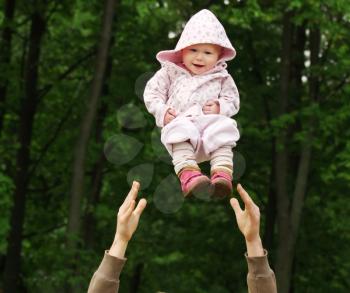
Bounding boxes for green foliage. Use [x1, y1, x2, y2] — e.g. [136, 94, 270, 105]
[0, 172, 13, 253]
[0, 0, 350, 291]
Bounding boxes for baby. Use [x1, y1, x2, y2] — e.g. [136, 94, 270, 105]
[144, 9, 240, 198]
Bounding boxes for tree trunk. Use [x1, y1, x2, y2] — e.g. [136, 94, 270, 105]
[129, 263, 144, 293]
[274, 9, 293, 282]
[83, 34, 114, 248]
[263, 149, 276, 251]
[66, 0, 116, 253]
[275, 18, 319, 292]
[246, 31, 277, 251]
[83, 102, 107, 248]
[0, 0, 16, 135]
[274, 11, 294, 292]
[3, 10, 45, 292]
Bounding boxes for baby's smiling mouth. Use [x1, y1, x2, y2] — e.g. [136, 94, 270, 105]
[193, 63, 205, 68]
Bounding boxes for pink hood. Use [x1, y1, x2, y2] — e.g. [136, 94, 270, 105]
[156, 9, 236, 64]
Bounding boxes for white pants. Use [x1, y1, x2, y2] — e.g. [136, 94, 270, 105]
[161, 114, 239, 173]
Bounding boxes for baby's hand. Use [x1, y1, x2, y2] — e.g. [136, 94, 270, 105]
[163, 108, 177, 125]
[203, 100, 220, 114]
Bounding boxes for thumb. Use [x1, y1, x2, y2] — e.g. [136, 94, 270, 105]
[230, 198, 242, 216]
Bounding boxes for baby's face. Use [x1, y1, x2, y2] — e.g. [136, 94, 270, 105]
[182, 43, 222, 75]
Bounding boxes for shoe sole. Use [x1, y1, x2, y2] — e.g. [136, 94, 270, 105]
[185, 177, 213, 200]
[212, 179, 232, 199]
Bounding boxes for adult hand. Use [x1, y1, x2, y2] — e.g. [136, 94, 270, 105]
[110, 181, 147, 258]
[202, 100, 220, 114]
[115, 181, 147, 242]
[163, 108, 177, 125]
[230, 184, 264, 257]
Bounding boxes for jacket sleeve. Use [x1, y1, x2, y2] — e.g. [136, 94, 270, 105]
[87, 251, 126, 293]
[143, 67, 171, 127]
[246, 250, 277, 293]
[216, 75, 240, 117]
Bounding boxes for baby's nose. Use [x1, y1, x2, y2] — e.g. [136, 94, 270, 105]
[195, 53, 203, 60]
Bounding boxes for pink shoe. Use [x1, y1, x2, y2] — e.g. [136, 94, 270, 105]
[178, 169, 212, 198]
[211, 171, 232, 198]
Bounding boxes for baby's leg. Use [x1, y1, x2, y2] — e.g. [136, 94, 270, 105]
[172, 141, 212, 198]
[210, 145, 233, 175]
[210, 145, 233, 198]
[193, 115, 239, 198]
[172, 141, 198, 174]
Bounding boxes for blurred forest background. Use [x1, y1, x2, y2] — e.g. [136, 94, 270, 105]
[0, 0, 349, 292]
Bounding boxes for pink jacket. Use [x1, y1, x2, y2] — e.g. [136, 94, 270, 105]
[144, 9, 239, 128]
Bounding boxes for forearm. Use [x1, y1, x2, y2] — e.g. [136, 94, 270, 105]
[245, 236, 264, 257]
[217, 76, 240, 117]
[88, 251, 126, 293]
[109, 238, 129, 258]
[246, 250, 277, 293]
[88, 238, 128, 292]
[144, 68, 170, 127]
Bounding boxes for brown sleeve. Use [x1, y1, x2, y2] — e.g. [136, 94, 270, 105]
[246, 250, 277, 293]
[88, 251, 126, 293]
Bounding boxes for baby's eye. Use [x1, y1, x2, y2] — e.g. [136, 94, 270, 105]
[190, 48, 197, 52]
[205, 51, 212, 55]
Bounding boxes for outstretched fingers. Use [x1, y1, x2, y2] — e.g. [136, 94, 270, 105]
[237, 184, 261, 224]
[120, 200, 136, 221]
[237, 184, 255, 210]
[134, 198, 147, 217]
[126, 181, 140, 202]
[230, 197, 243, 217]
[120, 181, 140, 213]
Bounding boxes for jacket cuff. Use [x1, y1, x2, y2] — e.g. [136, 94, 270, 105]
[100, 250, 127, 280]
[156, 105, 169, 127]
[217, 99, 230, 116]
[245, 249, 272, 276]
